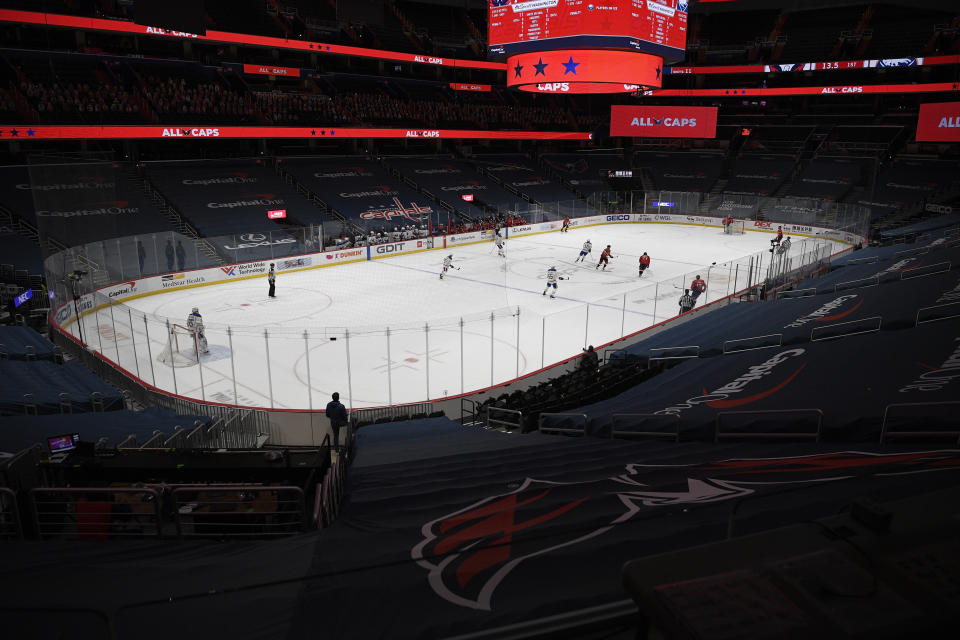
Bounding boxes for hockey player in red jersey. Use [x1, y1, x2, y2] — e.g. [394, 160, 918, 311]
[561, 217, 570, 233]
[690, 275, 707, 302]
[596, 245, 613, 270]
[638, 252, 651, 277]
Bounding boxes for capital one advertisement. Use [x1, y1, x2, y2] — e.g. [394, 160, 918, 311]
[916, 101, 960, 142]
[609, 105, 718, 138]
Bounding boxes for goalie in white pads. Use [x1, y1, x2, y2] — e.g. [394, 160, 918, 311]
[440, 254, 459, 279]
[575, 239, 592, 263]
[542, 266, 566, 298]
[495, 234, 505, 258]
[186, 307, 210, 354]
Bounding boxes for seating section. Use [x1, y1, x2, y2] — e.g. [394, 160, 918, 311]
[0, 326, 61, 361]
[725, 155, 796, 196]
[0, 408, 211, 454]
[0, 226, 42, 275]
[0, 359, 123, 415]
[879, 212, 960, 240]
[636, 152, 723, 193]
[470, 154, 590, 216]
[857, 159, 960, 219]
[144, 160, 325, 261]
[0, 163, 177, 247]
[278, 156, 435, 235]
[787, 159, 863, 201]
[578, 320, 958, 443]
[540, 154, 625, 196]
[385, 156, 527, 219]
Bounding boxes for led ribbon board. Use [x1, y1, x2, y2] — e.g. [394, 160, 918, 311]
[644, 82, 960, 97]
[0, 125, 592, 141]
[507, 50, 663, 94]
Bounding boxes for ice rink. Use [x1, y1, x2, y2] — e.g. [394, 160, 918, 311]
[70, 223, 842, 409]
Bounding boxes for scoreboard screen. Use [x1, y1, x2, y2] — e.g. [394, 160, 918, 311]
[488, 0, 688, 63]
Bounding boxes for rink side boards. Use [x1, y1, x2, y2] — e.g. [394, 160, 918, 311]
[52, 214, 862, 332]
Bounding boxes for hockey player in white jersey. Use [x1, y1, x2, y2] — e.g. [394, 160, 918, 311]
[575, 240, 592, 263]
[440, 254, 459, 279]
[542, 266, 566, 298]
[185, 307, 210, 354]
[495, 233, 505, 258]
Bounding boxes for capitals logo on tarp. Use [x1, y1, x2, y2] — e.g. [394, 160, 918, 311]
[412, 449, 960, 610]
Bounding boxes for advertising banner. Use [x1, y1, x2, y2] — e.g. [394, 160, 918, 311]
[916, 101, 960, 142]
[610, 105, 718, 138]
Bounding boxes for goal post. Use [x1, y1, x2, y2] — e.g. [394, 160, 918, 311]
[157, 323, 200, 367]
[724, 219, 746, 235]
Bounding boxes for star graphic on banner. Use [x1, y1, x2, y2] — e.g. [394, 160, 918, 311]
[27, 128, 35, 137]
[311, 130, 316, 136]
[321, 130, 326, 135]
[325, 45, 331, 51]
[10, 128, 18, 137]
[513, 61, 523, 78]
[656, 66, 661, 80]
[533, 57, 548, 76]
[330, 130, 336, 136]
[562, 56, 580, 75]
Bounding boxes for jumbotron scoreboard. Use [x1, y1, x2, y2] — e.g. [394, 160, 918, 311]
[489, 0, 688, 94]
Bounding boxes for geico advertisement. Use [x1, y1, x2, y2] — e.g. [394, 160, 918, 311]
[610, 105, 718, 138]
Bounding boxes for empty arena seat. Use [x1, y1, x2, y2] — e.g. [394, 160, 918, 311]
[636, 151, 723, 193]
[0, 408, 211, 454]
[0, 228, 43, 275]
[0, 326, 61, 361]
[278, 156, 435, 232]
[470, 154, 590, 216]
[725, 155, 796, 196]
[384, 156, 527, 218]
[541, 153, 625, 195]
[787, 159, 863, 200]
[0, 360, 123, 416]
[583, 321, 960, 442]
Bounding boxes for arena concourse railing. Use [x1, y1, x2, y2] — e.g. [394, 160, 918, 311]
[43, 195, 870, 445]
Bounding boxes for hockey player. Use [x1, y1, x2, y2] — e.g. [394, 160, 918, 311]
[679, 289, 695, 314]
[596, 245, 613, 270]
[778, 235, 792, 255]
[542, 266, 565, 298]
[495, 233, 505, 258]
[690, 274, 707, 302]
[267, 263, 276, 298]
[186, 307, 210, 354]
[771, 225, 783, 248]
[575, 239, 592, 263]
[638, 252, 651, 277]
[561, 217, 570, 233]
[440, 254, 459, 279]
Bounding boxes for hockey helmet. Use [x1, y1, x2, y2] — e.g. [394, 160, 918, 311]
[192, 307, 199, 314]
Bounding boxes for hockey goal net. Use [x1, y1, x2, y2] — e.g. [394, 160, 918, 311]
[157, 324, 200, 367]
[724, 219, 746, 235]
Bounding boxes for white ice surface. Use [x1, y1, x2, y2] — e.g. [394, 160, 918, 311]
[74, 225, 842, 409]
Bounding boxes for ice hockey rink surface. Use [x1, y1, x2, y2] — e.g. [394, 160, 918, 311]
[72, 224, 844, 410]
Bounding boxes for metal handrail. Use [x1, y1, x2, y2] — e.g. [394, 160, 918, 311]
[777, 287, 817, 299]
[538, 413, 588, 436]
[29, 487, 162, 539]
[915, 301, 960, 325]
[722, 333, 783, 354]
[715, 408, 824, 443]
[610, 413, 680, 442]
[648, 345, 700, 362]
[880, 401, 960, 443]
[171, 485, 306, 538]
[845, 255, 879, 265]
[834, 274, 879, 291]
[0, 487, 21, 539]
[901, 261, 951, 280]
[487, 406, 522, 431]
[810, 315, 882, 341]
